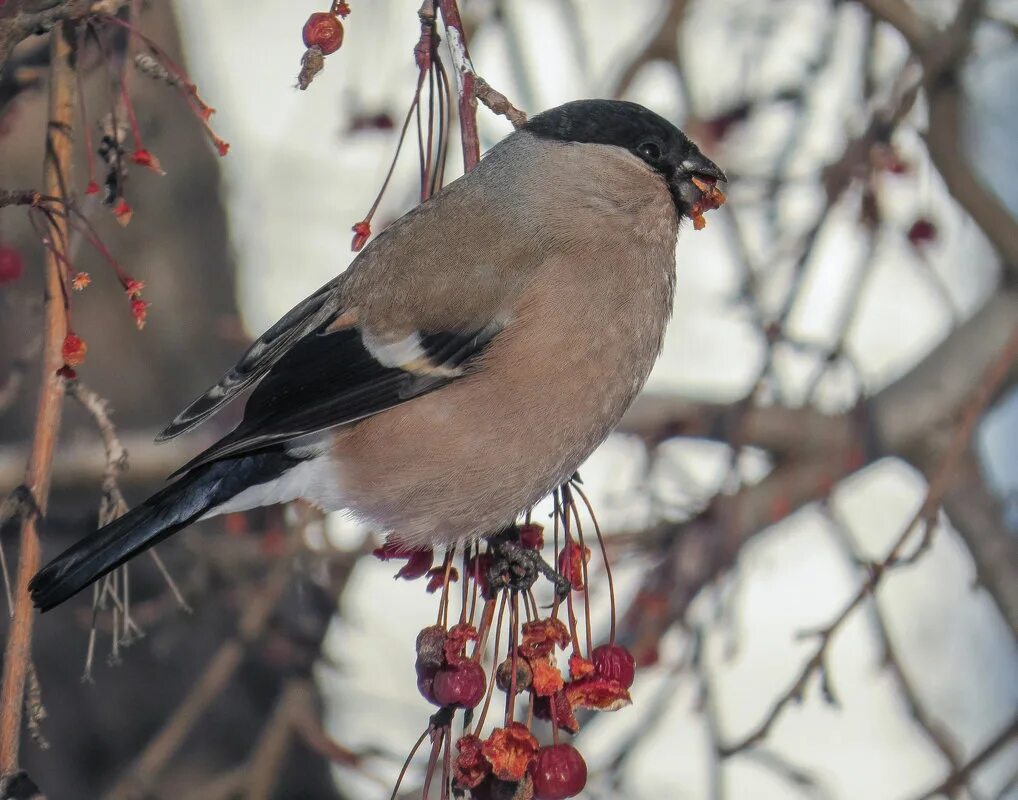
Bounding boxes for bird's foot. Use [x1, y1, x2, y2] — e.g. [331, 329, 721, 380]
[485, 528, 571, 600]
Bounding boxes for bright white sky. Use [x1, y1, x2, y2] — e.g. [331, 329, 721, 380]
[174, 2, 1018, 797]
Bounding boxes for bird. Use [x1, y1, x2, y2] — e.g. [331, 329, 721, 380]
[29, 99, 726, 612]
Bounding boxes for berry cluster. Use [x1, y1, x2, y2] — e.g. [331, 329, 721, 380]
[377, 484, 635, 799]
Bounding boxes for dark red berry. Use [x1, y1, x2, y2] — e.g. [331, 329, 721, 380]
[907, 218, 937, 247]
[530, 744, 587, 800]
[416, 662, 440, 706]
[591, 643, 636, 688]
[0, 246, 23, 284]
[302, 12, 344, 55]
[432, 660, 486, 709]
[517, 523, 544, 549]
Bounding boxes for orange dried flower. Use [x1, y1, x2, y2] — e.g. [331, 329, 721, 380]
[125, 279, 145, 298]
[529, 658, 564, 698]
[557, 540, 590, 591]
[481, 723, 539, 782]
[72, 271, 91, 291]
[61, 333, 87, 367]
[443, 622, 478, 666]
[568, 654, 595, 681]
[519, 618, 570, 660]
[564, 676, 632, 713]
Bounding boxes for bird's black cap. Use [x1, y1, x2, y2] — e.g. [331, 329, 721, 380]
[524, 99, 726, 213]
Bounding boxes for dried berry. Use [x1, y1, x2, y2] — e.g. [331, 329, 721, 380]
[519, 618, 570, 660]
[591, 643, 636, 688]
[495, 656, 533, 694]
[532, 690, 579, 734]
[530, 744, 587, 800]
[432, 660, 486, 709]
[517, 523, 544, 549]
[415, 624, 447, 669]
[302, 12, 344, 55]
[0, 246, 24, 284]
[557, 541, 590, 591]
[453, 734, 490, 789]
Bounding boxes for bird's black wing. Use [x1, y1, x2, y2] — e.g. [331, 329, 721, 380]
[157, 275, 348, 441]
[169, 320, 500, 475]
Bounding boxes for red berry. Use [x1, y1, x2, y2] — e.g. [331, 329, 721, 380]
[302, 12, 344, 55]
[907, 218, 937, 247]
[530, 744, 587, 800]
[432, 660, 486, 709]
[416, 662, 440, 705]
[518, 523, 544, 549]
[591, 643, 636, 688]
[0, 246, 23, 284]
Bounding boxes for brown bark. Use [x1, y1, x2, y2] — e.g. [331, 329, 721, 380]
[0, 20, 74, 773]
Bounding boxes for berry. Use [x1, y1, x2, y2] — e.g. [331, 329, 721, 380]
[302, 12, 344, 55]
[432, 660, 486, 709]
[416, 663, 439, 706]
[530, 744, 587, 799]
[591, 643, 636, 688]
[517, 523, 544, 549]
[415, 624, 447, 669]
[495, 656, 532, 694]
[0, 246, 23, 284]
[908, 218, 937, 247]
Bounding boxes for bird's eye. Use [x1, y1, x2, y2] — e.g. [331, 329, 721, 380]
[637, 141, 662, 160]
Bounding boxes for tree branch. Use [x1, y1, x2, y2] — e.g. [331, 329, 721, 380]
[0, 19, 75, 774]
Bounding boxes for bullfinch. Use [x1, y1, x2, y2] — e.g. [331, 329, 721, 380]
[30, 99, 726, 611]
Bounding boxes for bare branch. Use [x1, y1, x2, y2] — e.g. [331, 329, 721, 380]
[911, 715, 1018, 800]
[0, 19, 75, 774]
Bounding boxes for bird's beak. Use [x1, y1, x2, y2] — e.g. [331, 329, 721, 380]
[673, 150, 727, 219]
[679, 151, 728, 184]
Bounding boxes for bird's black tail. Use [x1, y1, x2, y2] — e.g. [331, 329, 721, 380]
[29, 450, 300, 612]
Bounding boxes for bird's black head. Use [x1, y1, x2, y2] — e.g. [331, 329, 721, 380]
[523, 99, 727, 217]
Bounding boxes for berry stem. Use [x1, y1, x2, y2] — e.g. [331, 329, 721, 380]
[573, 481, 617, 645]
